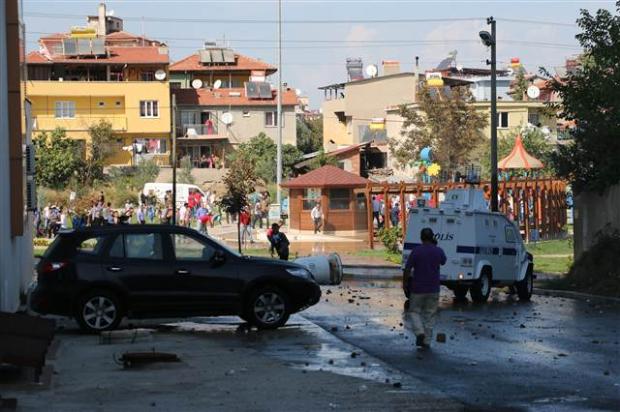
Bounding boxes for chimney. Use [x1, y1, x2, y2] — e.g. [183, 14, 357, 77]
[97, 3, 106, 36]
[382, 60, 400, 76]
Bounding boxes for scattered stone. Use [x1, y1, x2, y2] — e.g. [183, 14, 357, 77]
[360, 361, 367, 367]
[392, 382, 402, 389]
[350, 352, 359, 358]
[326, 289, 332, 295]
[604, 370, 610, 376]
[358, 384, 368, 392]
[520, 324, 526, 328]
[225, 369, 235, 376]
[345, 325, 351, 330]
[436, 333, 446, 343]
[557, 353, 568, 357]
[592, 340, 600, 344]
[491, 334, 496, 339]
[328, 359, 334, 365]
[469, 362, 477, 366]
[348, 299, 355, 304]
[330, 326, 338, 332]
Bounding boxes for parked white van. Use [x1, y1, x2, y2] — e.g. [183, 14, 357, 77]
[142, 183, 205, 206]
[402, 187, 534, 303]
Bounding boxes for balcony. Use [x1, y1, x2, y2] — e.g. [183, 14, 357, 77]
[177, 123, 222, 139]
[33, 115, 128, 132]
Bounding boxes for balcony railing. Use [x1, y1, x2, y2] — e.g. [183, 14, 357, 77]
[178, 123, 219, 137]
[33, 115, 128, 132]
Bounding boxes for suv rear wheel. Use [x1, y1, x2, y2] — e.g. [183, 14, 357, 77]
[75, 289, 123, 333]
[470, 269, 492, 303]
[245, 287, 290, 329]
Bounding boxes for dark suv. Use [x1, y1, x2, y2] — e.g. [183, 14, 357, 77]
[30, 225, 321, 333]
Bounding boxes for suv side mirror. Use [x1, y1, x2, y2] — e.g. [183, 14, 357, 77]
[212, 249, 226, 266]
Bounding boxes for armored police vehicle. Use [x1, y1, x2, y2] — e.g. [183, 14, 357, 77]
[402, 187, 534, 302]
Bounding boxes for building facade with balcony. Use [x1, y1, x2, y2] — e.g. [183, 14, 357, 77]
[25, 4, 171, 166]
[170, 46, 298, 168]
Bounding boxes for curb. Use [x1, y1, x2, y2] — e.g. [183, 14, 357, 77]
[343, 264, 401, 279]
[534, 288, 620, 305]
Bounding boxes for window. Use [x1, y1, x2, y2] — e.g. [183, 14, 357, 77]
[505, 225, 517, 243]
[498, 112, 509, 128]
[528, 112, 540, 126]
[242, 110, 250, 117]
[265, 111, 282, 127]
[98, 101, 105, 107]
[140, 100, 159, 118]
[329, 188, 351, 210]
[55, 101, 75, 119]
[172, 234, 215, 261]
[356, 193, 367, 210]
[76, 236, 106, 256]
[170, 82, 182, 89]
[115, 101, 122, 107]
[302, 188, 321, 210]
[141, 71, 155, 81]
[125, 233, 163, 260]
[109, 235, 124, 258]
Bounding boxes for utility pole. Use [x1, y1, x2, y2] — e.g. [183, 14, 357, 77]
[480, 17, 498, 212]
[171, 93, 177, 224]
[276, 0, 283, 211]
[489, 17, 498, 212]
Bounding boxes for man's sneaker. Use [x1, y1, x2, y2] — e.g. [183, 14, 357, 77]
[415, 334, 426, 347]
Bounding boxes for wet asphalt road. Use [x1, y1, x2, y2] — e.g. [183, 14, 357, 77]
[301, 279, 620, 411]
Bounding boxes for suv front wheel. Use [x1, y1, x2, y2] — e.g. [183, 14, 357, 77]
[75, 289, 123, 333]
[245, 287, 290, 329]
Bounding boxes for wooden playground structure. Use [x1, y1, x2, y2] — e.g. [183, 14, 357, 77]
[366, 178, 568, 248]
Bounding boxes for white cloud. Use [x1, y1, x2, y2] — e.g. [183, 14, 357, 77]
[345, 25, 378, 43]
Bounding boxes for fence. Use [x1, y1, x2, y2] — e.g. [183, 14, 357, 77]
[366, 178, 567, 248]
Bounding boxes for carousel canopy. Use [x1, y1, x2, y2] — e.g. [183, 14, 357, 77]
[498, 135, 544, 170]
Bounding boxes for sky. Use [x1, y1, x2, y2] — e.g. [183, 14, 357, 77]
[22, 0, 618, 108]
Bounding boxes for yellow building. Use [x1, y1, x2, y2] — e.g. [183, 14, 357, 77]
[25, 9, 171, 166]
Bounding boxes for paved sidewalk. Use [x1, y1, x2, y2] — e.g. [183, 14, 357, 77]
[3, 319, 462, 412]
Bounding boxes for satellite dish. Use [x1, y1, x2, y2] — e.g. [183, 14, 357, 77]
[527, 85, 540, 99]
[191, 79, 203, 89]
[365, 64, 378, 78]
[295, 88, 302, 97]
[456, 64, 464, 72]
[221, 112, 234, 125]
[213, 79, 222, 90]
[155, 69, 167, 81]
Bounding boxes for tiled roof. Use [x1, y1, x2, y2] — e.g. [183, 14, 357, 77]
[170, 52, 276, 73]
[26, 46, 169, 65]
[173, 87, 298, 107]
[281, 165, 369, 188]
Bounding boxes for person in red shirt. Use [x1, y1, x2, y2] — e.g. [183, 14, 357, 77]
[239, 206, 253, 245]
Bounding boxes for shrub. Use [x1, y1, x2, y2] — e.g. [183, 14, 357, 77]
[378, 226, 401, 254]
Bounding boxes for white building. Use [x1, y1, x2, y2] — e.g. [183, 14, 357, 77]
[1, 0, 33, 312]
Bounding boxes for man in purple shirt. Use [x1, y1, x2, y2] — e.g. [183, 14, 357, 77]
[404, 228, 447, 348]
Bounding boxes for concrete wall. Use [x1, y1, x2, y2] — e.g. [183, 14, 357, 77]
[574, 184, 620, 258]
[0, 0, 32, 312]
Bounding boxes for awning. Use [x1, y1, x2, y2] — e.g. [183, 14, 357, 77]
[498, 135, 544, 170]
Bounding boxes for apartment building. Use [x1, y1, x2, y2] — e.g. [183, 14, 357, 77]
[170, 45, 298, 167]
[25, 3, 171, 166]
[1, 0, 32, 312]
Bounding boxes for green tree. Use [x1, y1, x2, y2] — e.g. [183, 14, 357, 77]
[389, 85, 488, 173]
[83, 120, 116, 186]
[178, 155, 195, 184]
[218, 156, 258, 253]
[33, 127, 82, 189]
[479, 126, 556, 178]
[511, 69, 529, 101]
[545, 2, 620, 194]
[230, 133, 303, 183]
[307, 148, 338, 170]
[296, 116, 323, 154]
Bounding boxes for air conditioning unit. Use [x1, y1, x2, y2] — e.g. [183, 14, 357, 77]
[24, 143, 35, 176]
[26, 177, 37, 211]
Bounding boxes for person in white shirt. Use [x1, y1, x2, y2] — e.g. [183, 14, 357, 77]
[310, 203, 323, 234]
[178, 203, 188, 226]
[59, 208, 68, 230]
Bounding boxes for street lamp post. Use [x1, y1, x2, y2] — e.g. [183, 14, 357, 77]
[276, 0, 283, 211]
[480, 17, 498, 212]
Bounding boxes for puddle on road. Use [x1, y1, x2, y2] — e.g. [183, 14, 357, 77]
[164, 315, 416, 390]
